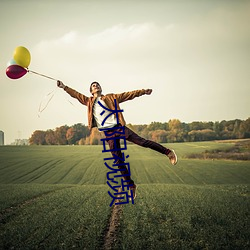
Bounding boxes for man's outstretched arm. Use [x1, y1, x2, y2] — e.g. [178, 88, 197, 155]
[116, 88, 153, 103]
[57, 80, 89, 106]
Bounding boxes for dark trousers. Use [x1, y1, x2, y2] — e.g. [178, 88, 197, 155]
[104, 124, 171, 185]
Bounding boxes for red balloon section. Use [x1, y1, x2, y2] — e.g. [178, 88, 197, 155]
[6, 65, 27, 79]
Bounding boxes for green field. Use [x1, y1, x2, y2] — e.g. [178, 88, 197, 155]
[0, 141, 249, 249]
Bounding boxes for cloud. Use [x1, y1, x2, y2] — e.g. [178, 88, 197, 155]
[33, 23, 154, 51]
[31, 23, 162, 78]
[35, 31, 79, 50]
[59, 31, 78, 44]
[32, 23, 161, 62]
[86, 23, 153, 50]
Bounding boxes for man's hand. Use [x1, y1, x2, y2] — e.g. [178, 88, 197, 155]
[57, 80, 65, 89]
[145, 89, 152, 95]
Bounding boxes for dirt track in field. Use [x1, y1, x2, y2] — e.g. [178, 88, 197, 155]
[103, 189, 123, 250]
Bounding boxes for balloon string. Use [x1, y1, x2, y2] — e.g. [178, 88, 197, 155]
[37, 90, 76, 118]
[38, 88, 58, 118]
[67, 99, 75, 106]
[28, 69, 58, 81]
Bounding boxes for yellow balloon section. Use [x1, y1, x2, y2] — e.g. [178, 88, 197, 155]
[13, 46, 31, 68]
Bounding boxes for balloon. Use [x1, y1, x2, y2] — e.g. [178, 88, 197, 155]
[13, 46, 31, 68]
[6, 65, 27, 79]
[7, 58, 17, 67]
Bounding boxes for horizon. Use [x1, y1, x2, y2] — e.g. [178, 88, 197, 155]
[2, 116, 249, 145]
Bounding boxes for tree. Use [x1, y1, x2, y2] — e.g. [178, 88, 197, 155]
[140, 127, 151, 140]
[147, 121, 167, 131]
[29, 130, 46, 145]
[66, 127, 76, 145]
[54, 125, 69, 145]
[188, 129, 216, 141]
[88, 127, 104, 145]
[66, 123, 90, 145]
[213, 121, 221, 139]
[189, 121, 204, 131]
[167, 119, 184, 142]
[181, 122, 189, 142]
[150, 130, 167, 143]
[45, 129, 57, 145]
[233, 119, 242, 139]
[239, 118, 250, 138]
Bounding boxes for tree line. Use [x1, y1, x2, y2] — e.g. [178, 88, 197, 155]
[29, 118, 250, 145]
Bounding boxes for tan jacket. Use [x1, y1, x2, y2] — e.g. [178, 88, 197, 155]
[64, 86, 146, 130]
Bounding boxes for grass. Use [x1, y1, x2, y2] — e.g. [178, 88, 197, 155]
[0, 184, 111, 249]
[0, 145, 106, 185]
[0, 141, 249, 249]
[120, 184, 250, 249]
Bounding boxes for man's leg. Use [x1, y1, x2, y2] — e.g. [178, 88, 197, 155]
[105, 134, 135, 186]
[125, 126, 171, 154]
[124, 126, 177, 165]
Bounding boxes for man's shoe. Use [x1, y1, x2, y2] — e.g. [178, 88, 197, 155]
[129, 184, 137, 201]
[167, 150, 178, 165]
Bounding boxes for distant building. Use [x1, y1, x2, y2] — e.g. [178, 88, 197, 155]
[0, 131, 4, 145]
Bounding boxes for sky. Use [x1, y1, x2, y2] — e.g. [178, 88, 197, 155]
[0, 0, 249, 144]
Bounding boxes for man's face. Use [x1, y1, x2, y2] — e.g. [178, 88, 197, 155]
[91, 82, 102, 95]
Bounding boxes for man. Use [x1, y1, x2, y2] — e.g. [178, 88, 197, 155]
[57, 81, 177, 200]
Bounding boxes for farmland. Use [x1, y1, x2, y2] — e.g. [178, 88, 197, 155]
[0, 141, 249, 249]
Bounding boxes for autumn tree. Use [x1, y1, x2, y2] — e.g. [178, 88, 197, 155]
[89, 127, 104, 145]
[150, 129, 167, 143]
[167, 119, 184, 142]
[54, 125, 69, 145]
[29, 130, 46, 145]
[66, 123, 89, 145]
[45, 129, 57, 145]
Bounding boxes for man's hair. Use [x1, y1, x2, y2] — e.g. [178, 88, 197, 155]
[89, 81, 101, 93]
